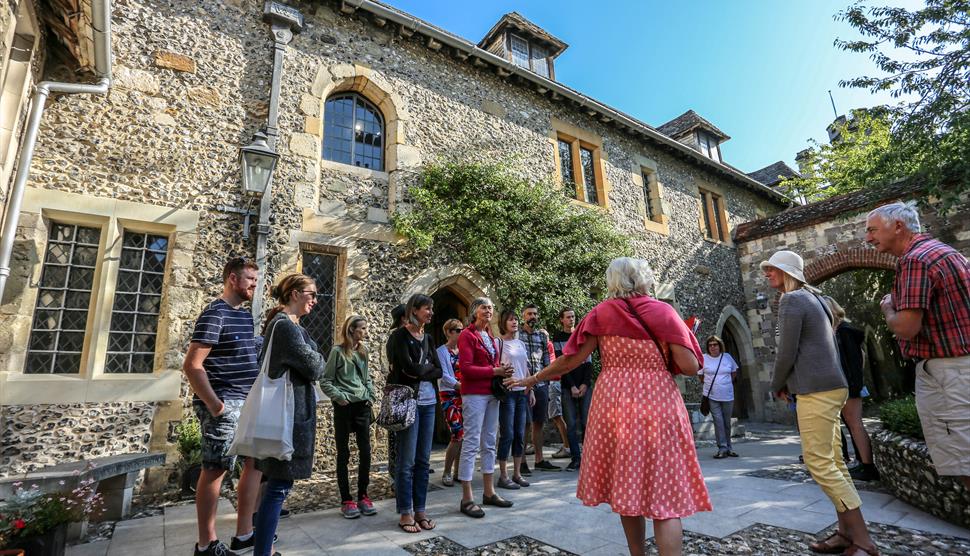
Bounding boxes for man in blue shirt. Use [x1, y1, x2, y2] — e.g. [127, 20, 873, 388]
[183, 258, 262, 556]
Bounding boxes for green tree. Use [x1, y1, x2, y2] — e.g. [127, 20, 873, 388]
[393, 161, 632, 324]
[834, 0, 969, 207]
[780, 109, 908, 201]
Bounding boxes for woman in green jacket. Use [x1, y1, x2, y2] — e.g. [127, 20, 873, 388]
[321, 315, 377, 519]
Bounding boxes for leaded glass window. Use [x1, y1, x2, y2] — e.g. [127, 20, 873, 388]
[323, 93, 384, 171]
[580, 147, 597, 205]
[531, 45, 549, 78]
[558, 138, 575, 198]
[510, 34, 530, 70]
[105, 231, 169, 373]
[301, 251, 338, 355]
[643, 171, 658, 220]
[25, 223, 101, 374]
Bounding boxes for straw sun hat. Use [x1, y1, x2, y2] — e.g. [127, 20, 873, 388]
[759, 250, 806, 283]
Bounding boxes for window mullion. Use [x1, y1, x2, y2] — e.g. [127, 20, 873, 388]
[571, 141, 583, 201]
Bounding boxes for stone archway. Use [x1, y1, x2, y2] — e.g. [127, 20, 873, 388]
[399, 264, 492, 306]
[804, 247, 896, 285]
[715, 305, 757, 419]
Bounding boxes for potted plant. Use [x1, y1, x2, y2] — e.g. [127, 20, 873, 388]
[175, 416, 203, 495]
[0, 477, 102, 556]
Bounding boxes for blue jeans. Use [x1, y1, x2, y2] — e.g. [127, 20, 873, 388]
[710, 399, 734, 451]
[562, 385, 592, 462]
[394, 403, 435, 514]
[253, 478, 292, 556]
[498, 390, 529, 460]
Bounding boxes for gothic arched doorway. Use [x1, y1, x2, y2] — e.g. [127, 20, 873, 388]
[715, 306, 757, 420]
[430, 286, 469, 444]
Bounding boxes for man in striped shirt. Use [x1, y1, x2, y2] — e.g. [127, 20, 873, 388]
[866, 202, 970, 488]
[183, 258, 262, 556]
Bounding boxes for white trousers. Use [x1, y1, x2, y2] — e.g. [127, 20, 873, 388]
[458, 394, 500, 482]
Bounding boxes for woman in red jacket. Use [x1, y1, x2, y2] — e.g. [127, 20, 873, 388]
[456, 297, 513, 518]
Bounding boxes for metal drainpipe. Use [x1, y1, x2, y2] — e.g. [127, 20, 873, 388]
[251, 2, 302, 322]
[0, 0, 113, 304]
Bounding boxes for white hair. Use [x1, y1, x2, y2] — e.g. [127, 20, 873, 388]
[468, 297, 493, 325]
[605, 257, 655, 299]
[868, 201, 921, 233]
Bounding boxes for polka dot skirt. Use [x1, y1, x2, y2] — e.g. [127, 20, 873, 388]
[576, 335, 713, 519]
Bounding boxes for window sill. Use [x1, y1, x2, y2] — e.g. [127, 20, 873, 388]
[320, 159, 389, 181]
[0, 370, 182, 405]
[703, 236, 735, 248]
[643, 218, 669, 236]
[568, 198, 608, 211]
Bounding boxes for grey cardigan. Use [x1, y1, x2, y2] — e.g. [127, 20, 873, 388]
[256, 313, 326, 481]
[770, 289, 848, 395]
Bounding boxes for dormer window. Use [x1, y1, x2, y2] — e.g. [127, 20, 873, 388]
[697, 131, 720, 162]
[478, 12, 567, 80]
[509, 34, 550, 77]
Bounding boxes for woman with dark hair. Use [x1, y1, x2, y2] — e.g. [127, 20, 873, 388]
[762, 251, 878, 556]
[322, 315, 377, 519]
[386, 294, 442, 533]
[496, 309, 531, 490]
[457, 297, 513, 518]
[699, 335, 739, 459]
[436, 318, 465, 487]
[252, 274, 327, 556]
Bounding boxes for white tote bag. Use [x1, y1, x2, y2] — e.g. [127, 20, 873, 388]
[228, 320, 295, 460]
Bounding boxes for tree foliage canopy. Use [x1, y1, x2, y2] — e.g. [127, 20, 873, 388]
[392, 161, 632, 325]
[831, 0, 969, 206]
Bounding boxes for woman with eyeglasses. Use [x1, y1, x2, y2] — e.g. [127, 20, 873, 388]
[436, 318, 465, 487]
[495, 309, 532, 490]
[699, 335, 739, 459]
[252, 274, 326, 556]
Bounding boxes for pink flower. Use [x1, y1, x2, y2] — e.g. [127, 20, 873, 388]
[13, 519, 26, 530]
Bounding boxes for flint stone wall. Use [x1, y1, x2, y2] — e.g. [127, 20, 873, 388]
[871, 428, 970, 529]
[2, 0, 785, 485]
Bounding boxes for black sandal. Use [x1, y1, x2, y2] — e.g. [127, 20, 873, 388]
[809, 531, 852, 554]
[482, 493, 513, 508]
[416, 517, 436, 530]
[398, 521, 421, 533]
[460, 500, 485, 518]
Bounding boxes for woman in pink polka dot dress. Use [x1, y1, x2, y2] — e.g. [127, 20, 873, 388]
[511, 258, 711, 556]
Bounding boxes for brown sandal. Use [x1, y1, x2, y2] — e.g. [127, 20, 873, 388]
[810, 531, 852, 554]
[842, 544, 880, 556]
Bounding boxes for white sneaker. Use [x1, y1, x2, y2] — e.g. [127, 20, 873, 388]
[551, 447, 571, 459]
[442, 472, 454, 487]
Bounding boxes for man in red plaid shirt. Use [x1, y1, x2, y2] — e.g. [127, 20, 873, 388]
[866, 201, 970, 488]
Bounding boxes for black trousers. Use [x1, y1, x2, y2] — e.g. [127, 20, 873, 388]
[333, 401, 372, 502]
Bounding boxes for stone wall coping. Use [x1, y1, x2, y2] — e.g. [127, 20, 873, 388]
[0, 453, 165, 483]
[734, 178, 924, 242]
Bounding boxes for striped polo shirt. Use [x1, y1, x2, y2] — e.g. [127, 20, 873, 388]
[191, 298, 260, 401]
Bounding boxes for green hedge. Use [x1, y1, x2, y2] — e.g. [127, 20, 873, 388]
[879, 396, 924, 440]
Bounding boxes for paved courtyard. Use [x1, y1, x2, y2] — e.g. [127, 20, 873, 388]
[67, 433, 970, 555]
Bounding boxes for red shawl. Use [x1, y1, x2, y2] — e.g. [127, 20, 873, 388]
[564, 296, 703, 373]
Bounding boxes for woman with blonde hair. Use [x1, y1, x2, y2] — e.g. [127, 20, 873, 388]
[436, 318, 465, 487]
[253, 274, 327, 556]
[762, 251, 878, 556]
[321, 315, 377, 519]
[510, 257, 709, 556]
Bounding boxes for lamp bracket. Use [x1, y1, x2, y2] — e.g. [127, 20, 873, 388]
[216, 204, 260, 240]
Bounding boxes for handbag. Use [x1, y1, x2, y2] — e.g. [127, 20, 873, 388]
[621, 297, 677, 375]
[229, 320, 295, 460]
[376, 339, 422, 431]
[699, 355, 724, 417]
[490, 338, 508, 400]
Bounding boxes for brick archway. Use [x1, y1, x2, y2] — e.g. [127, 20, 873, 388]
[804, 247, 896, 285]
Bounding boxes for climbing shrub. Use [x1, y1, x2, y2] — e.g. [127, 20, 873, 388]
[393, 161, 631, 322]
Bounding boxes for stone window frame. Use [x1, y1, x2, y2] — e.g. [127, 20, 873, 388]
[296, 242, 348, 355]
[0, 0, 41, 190]
[631, 156, 669, 236]
[0, 187, 199, 405]
[549, 118, 610, 209]
[697, 181, 732, 245]
[295, 63, 419, 219]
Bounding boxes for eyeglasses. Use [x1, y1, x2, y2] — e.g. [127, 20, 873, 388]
[449, 328, 464, 333]
[301, 290, 318, 296]
[708, 344, 720, 348]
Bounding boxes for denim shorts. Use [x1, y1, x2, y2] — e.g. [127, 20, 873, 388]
[193, 399, 245, 471]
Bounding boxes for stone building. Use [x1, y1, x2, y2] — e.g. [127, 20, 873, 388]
[0, 0, 790, 486]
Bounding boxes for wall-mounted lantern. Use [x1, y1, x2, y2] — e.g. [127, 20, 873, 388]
[239, 130, 279, 198]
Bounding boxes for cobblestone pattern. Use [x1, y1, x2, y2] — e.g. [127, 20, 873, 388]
[742, 463, 888, 494]
[871, 429, 970, 529]
[404, 535, 577, 556]
[0, 402, 155, 476]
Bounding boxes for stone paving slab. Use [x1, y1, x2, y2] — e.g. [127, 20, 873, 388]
[66, 432, 970, 555]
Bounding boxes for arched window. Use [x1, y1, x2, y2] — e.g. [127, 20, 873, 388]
[323, 93, 384, 171]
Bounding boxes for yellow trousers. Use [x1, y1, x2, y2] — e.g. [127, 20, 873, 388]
[797, 388, 862, 513]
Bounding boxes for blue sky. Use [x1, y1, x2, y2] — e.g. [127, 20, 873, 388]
[383, 0, 919, 174]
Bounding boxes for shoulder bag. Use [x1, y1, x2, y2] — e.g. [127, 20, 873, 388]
[621, 297, 677, 375]
[229, 319, 295, 460]
[376, 337, 421, 432]
[490, 337, 508, 400]
[699, 356, 723, 417]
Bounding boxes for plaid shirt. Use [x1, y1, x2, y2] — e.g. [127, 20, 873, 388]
[893, 233, 970, 359]
[518, 328, 550, 384]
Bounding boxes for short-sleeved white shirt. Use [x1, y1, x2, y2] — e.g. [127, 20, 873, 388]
[699, 353, 739, 401]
